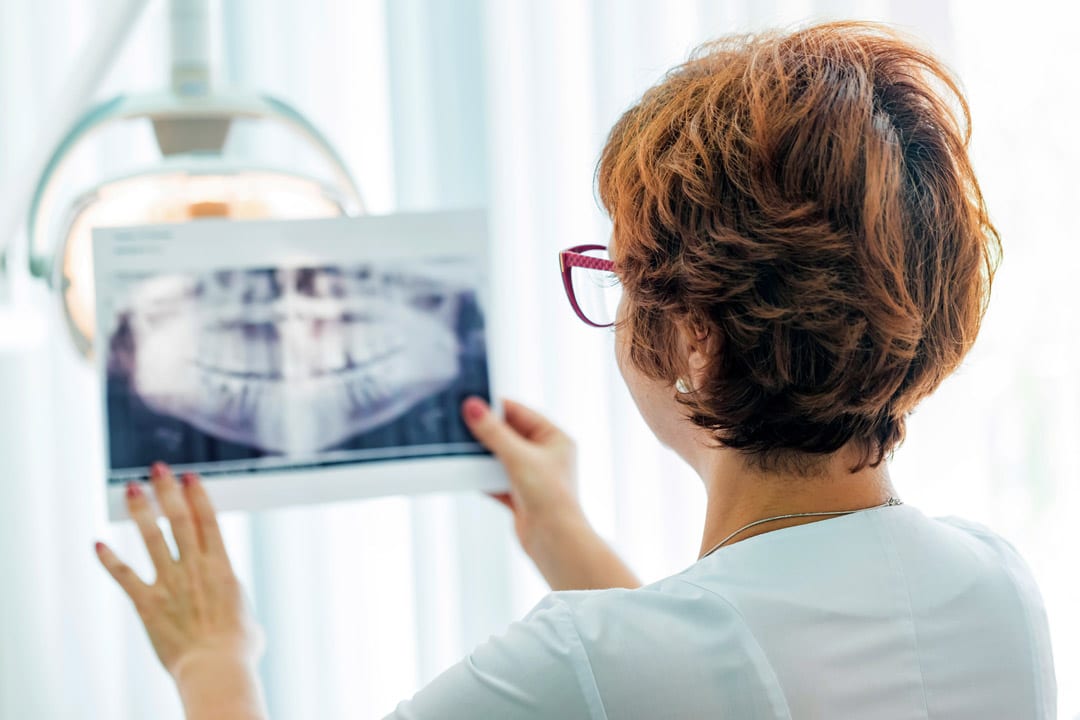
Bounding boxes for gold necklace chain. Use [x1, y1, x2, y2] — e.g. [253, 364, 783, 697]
[700, 497, 904, 559]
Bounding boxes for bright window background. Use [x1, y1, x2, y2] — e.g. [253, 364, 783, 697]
[0, 0, 1074, 718]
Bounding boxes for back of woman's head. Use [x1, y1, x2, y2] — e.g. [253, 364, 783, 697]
[598, 20, 999, 472]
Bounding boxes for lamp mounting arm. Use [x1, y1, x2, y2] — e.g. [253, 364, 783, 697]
[170, 0, 213, 97]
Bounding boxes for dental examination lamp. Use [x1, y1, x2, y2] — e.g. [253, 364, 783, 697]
[0, 0, 363, 356]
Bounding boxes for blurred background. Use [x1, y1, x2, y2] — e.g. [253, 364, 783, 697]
[0, 0, 1075, 717]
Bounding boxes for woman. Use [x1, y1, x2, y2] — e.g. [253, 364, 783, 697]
[95, 21, 1057, 719]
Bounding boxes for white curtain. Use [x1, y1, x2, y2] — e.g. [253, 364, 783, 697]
[0, 0, 1075, 718]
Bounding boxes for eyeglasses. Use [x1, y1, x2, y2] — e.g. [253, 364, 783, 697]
[558, 244, 622, 327]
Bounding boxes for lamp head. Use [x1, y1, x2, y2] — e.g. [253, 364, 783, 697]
[26, 92, 364, 357]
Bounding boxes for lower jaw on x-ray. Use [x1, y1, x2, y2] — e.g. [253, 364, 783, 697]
[105, 264, 491, 475]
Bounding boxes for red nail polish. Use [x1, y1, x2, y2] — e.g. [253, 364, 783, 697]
[463, 397, 487, 422]
[94, 541, 104, 553]
[181, 473, 194, 486]
[151, 462, 167, 478]
[126, 482, 141, 499]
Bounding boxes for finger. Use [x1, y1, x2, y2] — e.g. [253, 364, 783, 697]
[502, 399, 564, 443]
[150, 462, 199, 561]
[462, 397, 529, 460]
[95, 541, 150, 603]
[486, 491, 515, 511]
[126, 481, 175, 575]
[180, 473, 227, 558]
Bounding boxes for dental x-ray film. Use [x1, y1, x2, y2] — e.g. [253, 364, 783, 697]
[94, 210, 505, 519]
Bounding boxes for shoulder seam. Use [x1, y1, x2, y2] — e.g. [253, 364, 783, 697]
[549, 596, 610, 720]
[961, 533, 1054, 717]
[909, 515, 1054, 716]
[666, 578, 794, 717]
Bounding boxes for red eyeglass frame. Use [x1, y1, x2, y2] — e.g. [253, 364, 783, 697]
[558, 244, 618, 328]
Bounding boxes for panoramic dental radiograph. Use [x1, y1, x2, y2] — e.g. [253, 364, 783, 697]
[105, 260, 491, 474]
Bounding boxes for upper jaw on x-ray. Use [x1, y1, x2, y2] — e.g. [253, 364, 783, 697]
[114, 265, 465, 455]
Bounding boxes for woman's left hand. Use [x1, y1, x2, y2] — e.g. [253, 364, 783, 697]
[95, 462, 268, 720]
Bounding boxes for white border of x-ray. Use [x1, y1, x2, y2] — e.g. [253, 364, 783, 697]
[94, 209, 508, 521]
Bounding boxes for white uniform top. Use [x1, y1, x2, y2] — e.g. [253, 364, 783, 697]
[389, 504, 1057, 719]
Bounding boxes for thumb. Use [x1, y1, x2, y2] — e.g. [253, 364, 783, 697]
[462, 397, 527, 460]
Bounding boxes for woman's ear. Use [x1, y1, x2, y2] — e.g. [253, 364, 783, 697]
[681, 317, 720, 392]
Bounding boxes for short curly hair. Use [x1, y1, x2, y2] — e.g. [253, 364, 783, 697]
[597, 21, 1000, 471]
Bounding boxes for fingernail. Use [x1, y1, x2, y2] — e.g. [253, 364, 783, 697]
[463, 397, 487, 422]
[94, 541, 104, 553]
[181, 473, 195, 487]
[151, 462, 167, 478]
[126, 482, 142, 499]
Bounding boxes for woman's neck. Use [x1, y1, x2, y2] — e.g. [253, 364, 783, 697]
[693, 443, 898, 558]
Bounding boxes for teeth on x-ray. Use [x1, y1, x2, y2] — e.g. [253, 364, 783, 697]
[345, 373, 387, 411]
[126, 265, 465, 454]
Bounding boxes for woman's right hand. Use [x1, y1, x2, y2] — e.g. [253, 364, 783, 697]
[462, 396, 640, 591]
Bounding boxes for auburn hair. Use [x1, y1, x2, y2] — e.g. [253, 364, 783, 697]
[597, 21, 1000, 471]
